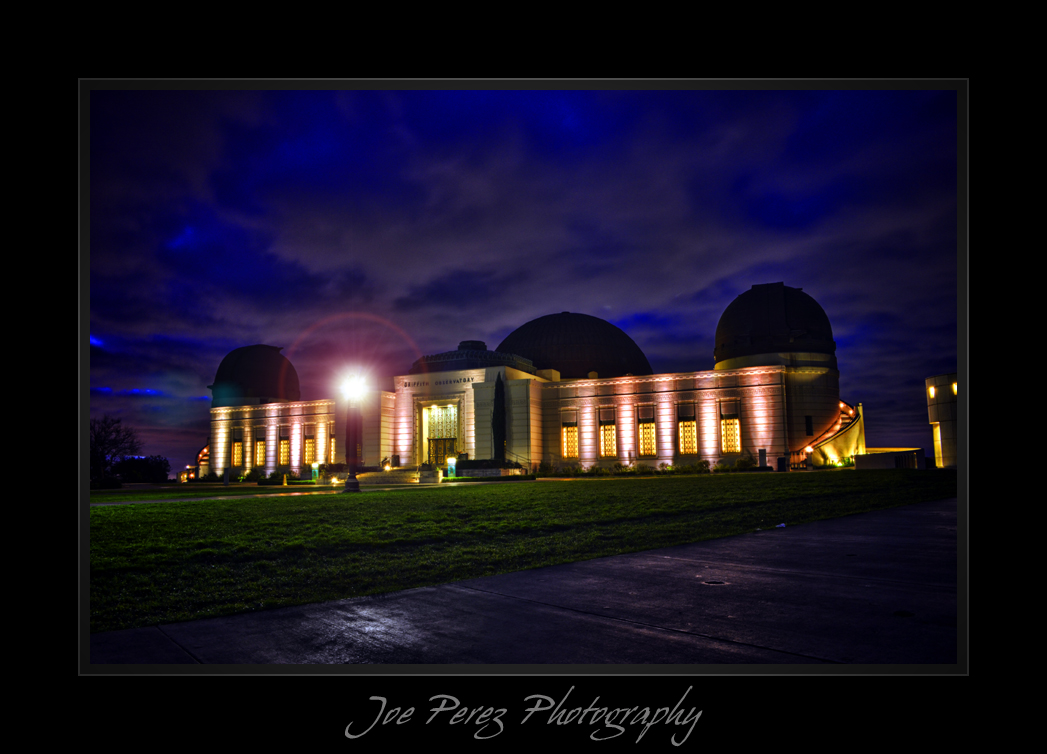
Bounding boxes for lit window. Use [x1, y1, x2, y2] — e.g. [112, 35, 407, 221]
[255, 440, 265, 466]
[952, 382, 957, 395]
[562, 425, 578, 458]
[679, 421, 697, 454]
[232, 441, 243, 467]
[600, 423, 616, 457]
[929, 385, 936, 398]
[304, 438, 316, 465]
[677, 403, 697, 455]
[279, 439, 290, 466]
[329, 436, 336, 464]
[721, 418, 740, 453]
[639, 421, 656, 456]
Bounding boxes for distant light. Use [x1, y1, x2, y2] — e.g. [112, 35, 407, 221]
[805, 446, 813, 454]
[952, 382, 957, 395]
[90, 335, 103, 347]
[447, 457, 457, 466]
[929, 386, 936, 398]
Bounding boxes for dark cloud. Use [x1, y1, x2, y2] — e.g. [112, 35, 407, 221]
[395, 268, 529, 312]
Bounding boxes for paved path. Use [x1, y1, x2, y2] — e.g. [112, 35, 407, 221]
[89, 498, 960, 666]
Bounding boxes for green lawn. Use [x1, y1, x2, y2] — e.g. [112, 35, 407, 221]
[89, 483, 343, 504]
[89, 469, 957, 633]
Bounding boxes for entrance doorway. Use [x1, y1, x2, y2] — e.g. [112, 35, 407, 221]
[428, 438, 457, 465]
[423, 404, 458, 465]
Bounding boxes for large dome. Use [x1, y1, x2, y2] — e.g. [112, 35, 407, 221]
[495, 312, 652, 379]
[208, 345, 301, 407]
[714, 283, 837, 369]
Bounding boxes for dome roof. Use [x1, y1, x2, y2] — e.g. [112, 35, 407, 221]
[714, 283, 836, 367]
[409, 340, 536, 375]
[208, 345, 300, 407]
[495, 312, 652, 379]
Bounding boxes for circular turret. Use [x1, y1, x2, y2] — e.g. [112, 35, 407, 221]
[714, 283, 837, 370]
[208, 345, 300, 407]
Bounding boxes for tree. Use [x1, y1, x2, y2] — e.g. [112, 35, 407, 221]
[90, 415, 142, 482]
[492, 373, 506, 462]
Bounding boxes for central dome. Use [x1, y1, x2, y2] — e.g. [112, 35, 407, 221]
[495, 312, 652, 379]
[208, 344, 301, 407]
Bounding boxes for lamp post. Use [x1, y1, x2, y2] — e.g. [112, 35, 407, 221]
[341, 375, 366, 493]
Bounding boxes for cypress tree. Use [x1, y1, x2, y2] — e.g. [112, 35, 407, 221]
[493, 372, 506, 462]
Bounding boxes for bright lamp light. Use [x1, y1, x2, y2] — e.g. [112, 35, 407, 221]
[341, 375, 366, 401]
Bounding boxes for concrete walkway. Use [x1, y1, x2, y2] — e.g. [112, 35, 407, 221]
[89, 498, 960, 667]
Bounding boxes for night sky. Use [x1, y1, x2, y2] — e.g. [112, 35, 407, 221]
[86, 83, 962, 471]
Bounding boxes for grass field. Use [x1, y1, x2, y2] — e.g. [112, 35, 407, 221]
[89, 469, 957, 633]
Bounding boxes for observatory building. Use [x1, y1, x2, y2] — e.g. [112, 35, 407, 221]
[200, 283, 866, 478]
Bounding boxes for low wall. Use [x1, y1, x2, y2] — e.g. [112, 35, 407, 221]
[855, 448, 925, 470]
[357, 470, 420, 484]
[456, 468, 526, 478]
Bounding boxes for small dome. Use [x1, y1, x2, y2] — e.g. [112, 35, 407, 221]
[714, 283, 836, 368]
[495, 312, 652, 379]
[208, 345, 300, 407]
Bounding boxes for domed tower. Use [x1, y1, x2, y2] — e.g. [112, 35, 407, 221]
[714, 284, 857, 460]
[495, 312, 652, 379]
[208, 345, 301, 408]
[714, 282, 837, 371]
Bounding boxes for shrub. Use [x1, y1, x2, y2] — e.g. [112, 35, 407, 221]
[242, 467, 266, 482]
[635, 463, 655, 475]
[112, 455, 171, 483]
[258, 470, 299, 486]
[735, 456, 757, 471]
[713, 461, 733, 473]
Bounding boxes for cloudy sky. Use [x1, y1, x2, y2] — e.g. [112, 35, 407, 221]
[86, 83, 962, 470]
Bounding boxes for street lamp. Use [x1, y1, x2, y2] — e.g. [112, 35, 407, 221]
[341, 375, 366, 493]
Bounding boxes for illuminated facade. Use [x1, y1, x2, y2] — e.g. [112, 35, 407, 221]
[204, 283, 866, 477]
[926, 373, 957, 469]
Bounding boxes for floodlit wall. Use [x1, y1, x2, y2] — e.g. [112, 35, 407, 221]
[209, 399, 337, 478]
[926, 373, 957, 468]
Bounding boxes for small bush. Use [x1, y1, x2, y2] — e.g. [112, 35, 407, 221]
[258, 470, 299, 486]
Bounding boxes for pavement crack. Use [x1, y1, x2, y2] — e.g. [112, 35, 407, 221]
[156, 625, 205, 664]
